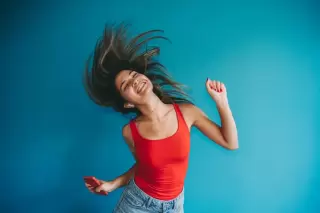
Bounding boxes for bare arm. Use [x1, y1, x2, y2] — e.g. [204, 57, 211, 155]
[111, 163, 136, 189]
[216, 101, 238, 149]
[111, 124, 137, 188]
[190, 103, 238, 150]
[181, 79, 238, 150]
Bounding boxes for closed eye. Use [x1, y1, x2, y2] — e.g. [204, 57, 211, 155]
[122, 72, 138, 91]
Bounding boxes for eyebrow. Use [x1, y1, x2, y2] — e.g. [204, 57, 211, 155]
[120, 70, 134, 91]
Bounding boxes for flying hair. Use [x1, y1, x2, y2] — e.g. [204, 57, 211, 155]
[83, 23, 193, 115]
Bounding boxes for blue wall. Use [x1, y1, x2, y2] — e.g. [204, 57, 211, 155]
[2, 0, 320, 212]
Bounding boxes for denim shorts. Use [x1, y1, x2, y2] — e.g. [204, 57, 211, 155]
[113, 179, 184, 213]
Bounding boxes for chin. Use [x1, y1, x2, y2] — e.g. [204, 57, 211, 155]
[144, 81, 153, 93]
[137, 82, 154, 102]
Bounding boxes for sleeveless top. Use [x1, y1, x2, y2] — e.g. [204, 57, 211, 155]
[129, 103, 191, 200]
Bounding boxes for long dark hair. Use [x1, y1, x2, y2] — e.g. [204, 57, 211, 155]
[83, 23, 193, 115]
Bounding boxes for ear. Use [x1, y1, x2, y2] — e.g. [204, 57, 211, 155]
[124, 102, 135, 108]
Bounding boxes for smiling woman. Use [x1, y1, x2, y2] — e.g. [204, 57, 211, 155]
[83, 23, 193, 115]
[115, 70, 156, 109]
[83, 23, 238, 213]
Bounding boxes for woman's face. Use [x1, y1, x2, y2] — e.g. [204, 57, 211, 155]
[115, 70, 154, 106]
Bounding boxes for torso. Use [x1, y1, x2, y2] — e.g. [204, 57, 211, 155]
[134, 104, 191, 140]
[124, 103, 193, 200]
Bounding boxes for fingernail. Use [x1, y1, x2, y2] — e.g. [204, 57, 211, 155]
[206, 77, 208, 82]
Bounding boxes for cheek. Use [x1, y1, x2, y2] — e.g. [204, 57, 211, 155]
[122, 88, 137, 102]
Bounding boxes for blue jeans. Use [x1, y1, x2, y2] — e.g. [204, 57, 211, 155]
[113, 179, 184, 213]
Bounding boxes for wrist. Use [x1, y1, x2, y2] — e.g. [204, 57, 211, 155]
[111, 178, 123, 189]
[216, 99, 229, 110]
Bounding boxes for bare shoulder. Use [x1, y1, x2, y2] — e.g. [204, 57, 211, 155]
[178, 103, 204, 116]
[122, 123, 134, 148]
[178, 103, 197, 111]
[177, 103, 204, 127]
[122, 123, 138, 160]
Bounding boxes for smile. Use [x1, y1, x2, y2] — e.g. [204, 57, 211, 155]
[137, 82, 146, 94]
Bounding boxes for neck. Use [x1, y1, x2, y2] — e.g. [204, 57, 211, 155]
[135, 93, 169, 121]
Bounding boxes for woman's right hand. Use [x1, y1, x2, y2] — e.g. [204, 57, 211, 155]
[85, 178, 118, 194]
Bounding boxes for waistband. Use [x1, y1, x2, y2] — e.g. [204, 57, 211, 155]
[128, 178, 184, 203]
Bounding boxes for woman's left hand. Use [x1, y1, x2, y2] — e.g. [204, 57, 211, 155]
[206, 78, 229, 107]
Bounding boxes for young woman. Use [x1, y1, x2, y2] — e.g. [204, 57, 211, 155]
[83, 23, 238, 213]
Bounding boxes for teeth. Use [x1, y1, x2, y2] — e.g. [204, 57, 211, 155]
[137, 82, 145, 93]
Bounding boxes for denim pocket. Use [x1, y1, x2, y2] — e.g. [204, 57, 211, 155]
[173, 193, 185, 212]
[123, 188, 146, 208]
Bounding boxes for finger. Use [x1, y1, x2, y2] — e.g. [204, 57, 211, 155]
[221, 83, 225, 92]
[216, 81, 221, 92]
[95, 185, 102, 193]
[206, 78, 211, 87]
[211, 80, 217, 91]
[98, 180, 106, 184]
[85, 183, 95, 189]
[86, 185, 94, 192]
[87, 186, 95, 191]
[206, 78, 213, 91]
[85, 183, 95, 190]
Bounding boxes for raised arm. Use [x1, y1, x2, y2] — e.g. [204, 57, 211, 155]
[181, 79, 238, 150]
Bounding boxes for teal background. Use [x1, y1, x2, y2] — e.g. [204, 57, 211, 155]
[2, 0, 319, 212]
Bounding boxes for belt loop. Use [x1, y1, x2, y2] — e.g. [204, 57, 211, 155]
[145, 197, 152, 208]
[161, 202, 165, 212]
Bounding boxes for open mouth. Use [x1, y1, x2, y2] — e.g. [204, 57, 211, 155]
[137, 82, 146, 94]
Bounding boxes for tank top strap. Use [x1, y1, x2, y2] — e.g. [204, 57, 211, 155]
[172, 103, 188, 129]
[172, 103, 183, 118]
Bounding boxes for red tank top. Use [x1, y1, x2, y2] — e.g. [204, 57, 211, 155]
[129, 103, 190, 200]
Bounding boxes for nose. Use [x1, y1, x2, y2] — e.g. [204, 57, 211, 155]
[133, 78, 139, 87]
